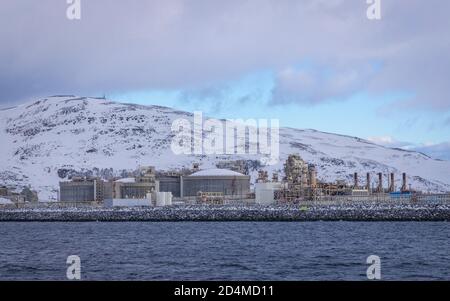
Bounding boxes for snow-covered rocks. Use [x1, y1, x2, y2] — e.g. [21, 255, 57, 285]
[0, 204, 449, 221]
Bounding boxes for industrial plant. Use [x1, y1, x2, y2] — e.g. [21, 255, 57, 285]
[0, 185, 39, 205]
[1, 155, 449, 209]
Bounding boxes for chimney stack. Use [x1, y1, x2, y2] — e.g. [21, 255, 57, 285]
[308, 165, 317, 188]
[366, 173, 371, 192]
[401, 173, 407, 192]
[354, 172, 358, 189]
[378, 173, 383, 193]
[389, 173, 395, 192]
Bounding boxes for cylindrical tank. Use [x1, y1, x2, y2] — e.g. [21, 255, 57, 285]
[165, 192, 173, 206]
[255, 182, 282, 205]
[155, 192, 165, 207]
[145, 193, 153, 206]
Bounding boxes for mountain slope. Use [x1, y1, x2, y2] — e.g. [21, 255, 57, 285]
[1, 96, 449, 200]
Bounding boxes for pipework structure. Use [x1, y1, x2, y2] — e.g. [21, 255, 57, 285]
[275, 154, 416, 204]
[278, 154, 318, 202]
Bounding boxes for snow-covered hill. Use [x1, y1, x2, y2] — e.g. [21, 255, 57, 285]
[1, 96, 449, 200]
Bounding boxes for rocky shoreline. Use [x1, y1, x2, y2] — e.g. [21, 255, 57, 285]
[0, 204, 449, 222]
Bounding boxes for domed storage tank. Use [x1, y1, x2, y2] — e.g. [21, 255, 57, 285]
[183, 169, 250, 197]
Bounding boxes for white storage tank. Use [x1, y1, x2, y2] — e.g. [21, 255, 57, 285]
[255, 182, 283, 205]
[151, 191, 173, 206]
[146, 193, 153, 203]
[164, 192, 173, 206]
[183, 168, 250, 197]
[155, 192, 165, 207]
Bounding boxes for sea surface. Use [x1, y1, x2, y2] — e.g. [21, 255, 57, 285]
[0, 222, 448, 280]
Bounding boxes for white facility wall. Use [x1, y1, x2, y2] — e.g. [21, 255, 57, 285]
[104, 199, 152, 208]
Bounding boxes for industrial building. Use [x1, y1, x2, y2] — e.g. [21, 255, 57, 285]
[183, 168, 251, 198]
[157, 172, 183, 198]
[58, 166, 179, 207]
[0, 185, 33, 204]
[110, 166, 158, 199]
[155, 167, 251, 200]
[59, 177, 104, 202]
[60, 166, 158, 203]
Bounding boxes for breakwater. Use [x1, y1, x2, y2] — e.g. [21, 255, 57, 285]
[0, 204, 449, 222]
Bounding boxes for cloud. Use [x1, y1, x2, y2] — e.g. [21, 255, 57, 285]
[368, 136, 450, 161]
[178, 86, 230, 114]
[271, 61, 377, 105]
[410, 142, 450, 161]
[367, 136, 413, 149]
[0, 0, 450, 111]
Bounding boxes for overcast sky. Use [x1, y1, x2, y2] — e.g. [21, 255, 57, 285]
[1, 0, 450, 159]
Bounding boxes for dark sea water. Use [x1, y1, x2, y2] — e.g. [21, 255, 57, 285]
[0, 222, 448, 280]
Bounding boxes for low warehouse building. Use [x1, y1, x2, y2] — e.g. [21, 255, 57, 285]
[183, 169, 250, 197]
